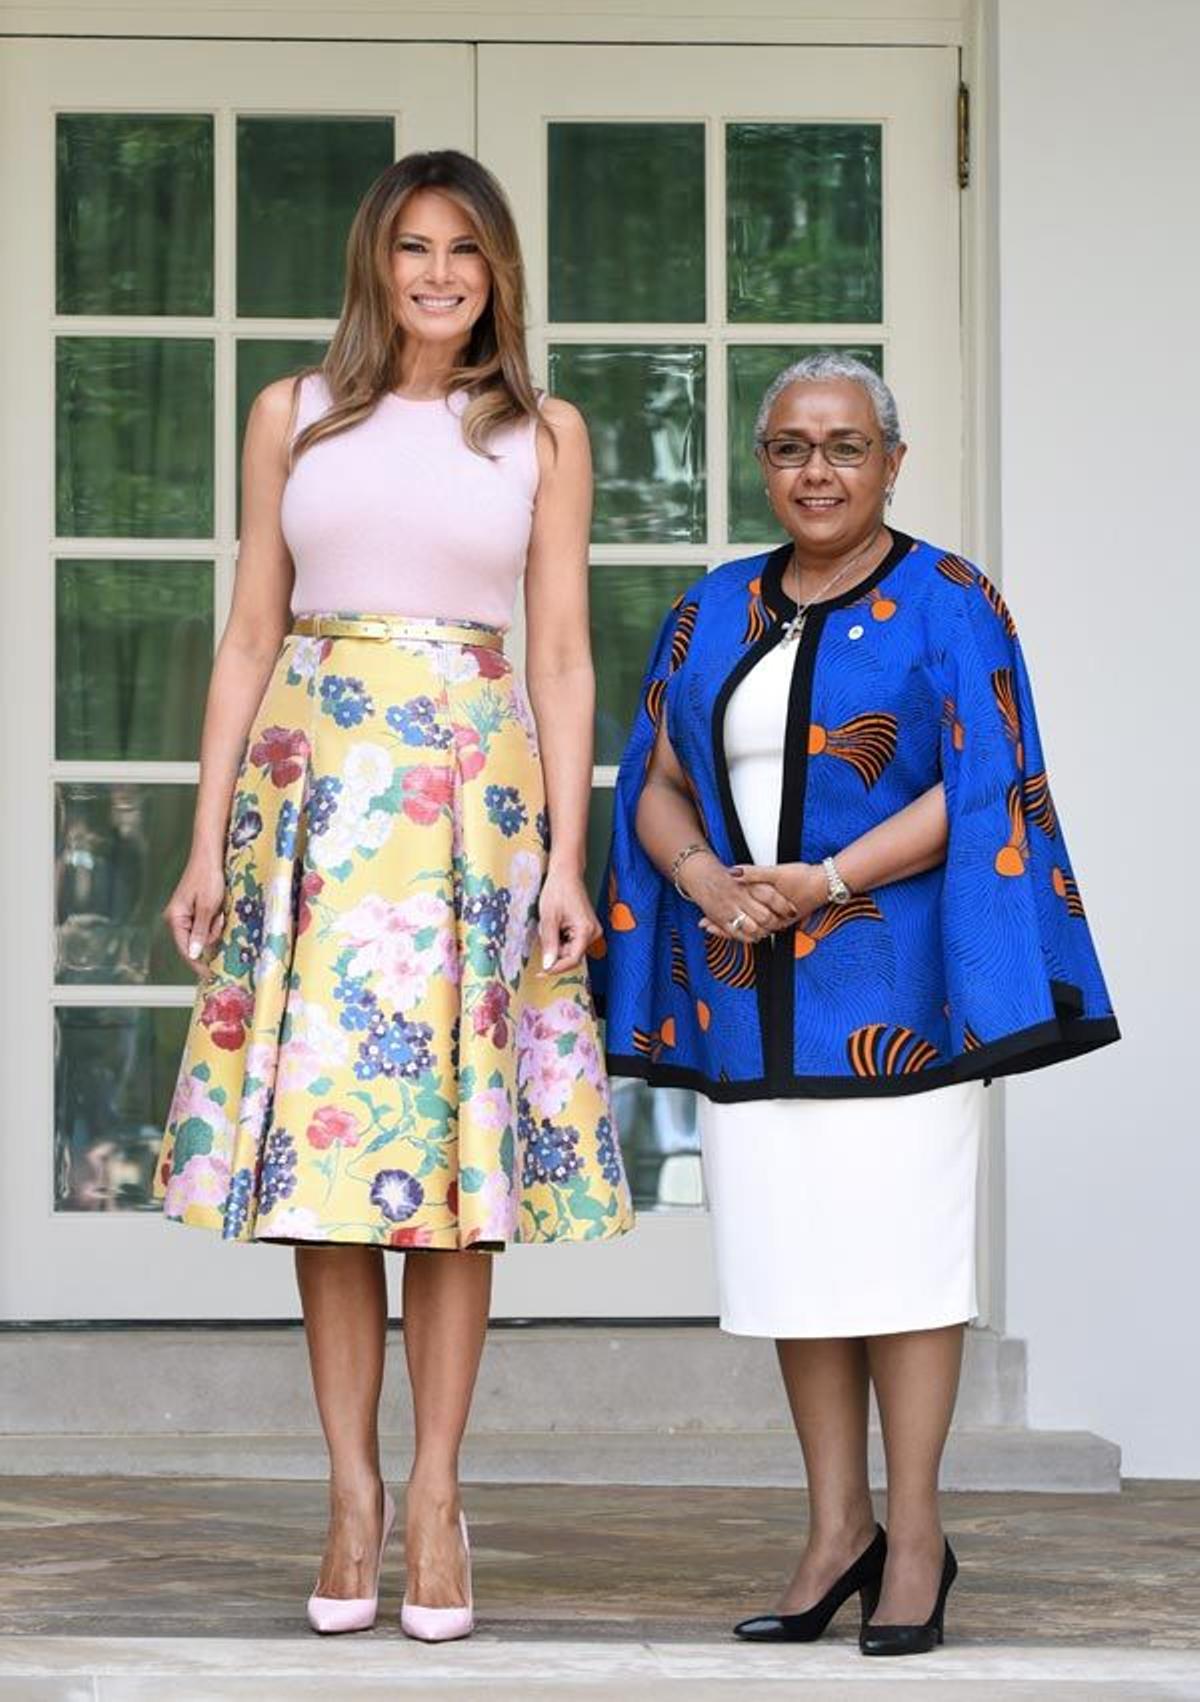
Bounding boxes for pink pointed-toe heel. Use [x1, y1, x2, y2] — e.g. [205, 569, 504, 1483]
[306, 1486, 396, 1634]
[401, 1509, 475, 1643]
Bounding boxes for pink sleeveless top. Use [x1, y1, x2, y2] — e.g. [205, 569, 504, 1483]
[281, 372, 540, 629]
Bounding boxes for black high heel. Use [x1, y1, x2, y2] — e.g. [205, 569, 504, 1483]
[859, 1540, 958, 1657]
[733, 1524, 886, 1643]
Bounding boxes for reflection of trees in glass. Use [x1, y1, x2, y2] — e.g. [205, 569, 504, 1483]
[236, 339, 328, 521]
[55, 782, 196, 986]
[54, 1006, 190, 1212]
[56, 337, 214, 537]
[549, 345, 706, 543]
[237, 117, 394, 317]
[610, 1080, 700, 1210]
[590, 564, 699, 763]
[727, 124, 882, 323]
[584, 784, 615, 911]
[57, 560, 212, 762]
[57, 114, 214, 316]
[727, 343, 883, 545]
[549, 123, 706, 323]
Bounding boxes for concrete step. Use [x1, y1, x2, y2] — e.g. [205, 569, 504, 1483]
[0, 1323, 1120, 1492]
[0, 1322, 1027, 1434]
[0, 1426, 1121, 1492]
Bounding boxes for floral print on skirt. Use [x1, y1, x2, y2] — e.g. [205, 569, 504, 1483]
[154, 625, 634, 1251]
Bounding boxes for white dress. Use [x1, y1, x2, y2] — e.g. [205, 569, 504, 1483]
[698, 637, 985, 1338]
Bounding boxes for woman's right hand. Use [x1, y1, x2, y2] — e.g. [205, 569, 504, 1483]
[164, 850, 227, 979]
[680, 852, 796, 943]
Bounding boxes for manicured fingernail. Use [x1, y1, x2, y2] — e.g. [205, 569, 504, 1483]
[188, 940, 202, 960]
[730, 868, 744, 878]
[541, 949, 554, 970]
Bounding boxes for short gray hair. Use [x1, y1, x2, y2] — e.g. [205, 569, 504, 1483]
[754, 352, 902, 452]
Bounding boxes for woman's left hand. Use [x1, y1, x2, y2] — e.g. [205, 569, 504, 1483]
[537, 865, 601, 975]
[729, 861, 828, 931]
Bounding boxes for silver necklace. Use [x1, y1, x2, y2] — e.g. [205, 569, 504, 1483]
[779, 525, 887, 645]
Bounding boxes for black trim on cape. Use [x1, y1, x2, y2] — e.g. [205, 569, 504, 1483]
[599, 529, 1121, 1102]
[707, 529, 917, 1092]
[605, 1011, 1121, 1101]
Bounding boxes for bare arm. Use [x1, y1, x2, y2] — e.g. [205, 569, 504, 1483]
[635, 716, 796, 937]
[832, 782, 948, 894]
[726, 782, 949, 940]
[162, 377, 297, 972]
[522, 396, 602, 973]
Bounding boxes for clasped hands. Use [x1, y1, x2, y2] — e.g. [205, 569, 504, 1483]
[677, 850, 829, 943]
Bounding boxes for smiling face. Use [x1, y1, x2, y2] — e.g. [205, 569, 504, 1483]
[758, 378, 905, 559]
[388, 188, 492, 354]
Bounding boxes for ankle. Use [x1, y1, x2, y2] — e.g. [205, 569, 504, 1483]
[881, 1518, 944, 1557]
[807, 1509, 878, 1553]
[407, 1470, 461, 1513]
[328, 1470, 383, 1513]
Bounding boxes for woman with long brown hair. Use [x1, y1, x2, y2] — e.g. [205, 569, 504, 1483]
[156, 151, 631, 1641]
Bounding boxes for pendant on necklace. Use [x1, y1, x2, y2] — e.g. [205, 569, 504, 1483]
[781, 610, 807, 645]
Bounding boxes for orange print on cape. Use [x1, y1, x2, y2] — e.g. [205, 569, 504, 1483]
[742, 576, 767, 644]
[793, 895, 884, 958]
[847, 1023, 939, 1077]
[852, 584, 897, 622]
[807, 713, 898, 788]
[669, 603, 698, 672]
[632, 1017, 676, 1062]
[935, 552, 975, 588]
[669, 928, 690, 991]
[991, 667, 1024, 770]
[1023, 770, 1057, 838]
[994, 784, 1029, 877]
[942, 697, 965, 752]
[704, 932, 756, 989]
[1052, 865, 1086, 918]
[607, 867, 637, 932]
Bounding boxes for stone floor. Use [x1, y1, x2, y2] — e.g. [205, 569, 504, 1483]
[1, 1477, 1199, 1696]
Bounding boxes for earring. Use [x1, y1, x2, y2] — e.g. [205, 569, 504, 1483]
[885, 487, 894, 507]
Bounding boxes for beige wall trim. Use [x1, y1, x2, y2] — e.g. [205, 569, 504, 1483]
[2, 0, 965, 46]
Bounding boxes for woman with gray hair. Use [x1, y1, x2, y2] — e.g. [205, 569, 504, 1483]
[591, 353, 1117, 1657]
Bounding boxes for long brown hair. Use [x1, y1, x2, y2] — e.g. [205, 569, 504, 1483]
[290, 150, 542, 463]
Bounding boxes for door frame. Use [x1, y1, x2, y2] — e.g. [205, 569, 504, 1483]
[0, 4, 1006, 1325]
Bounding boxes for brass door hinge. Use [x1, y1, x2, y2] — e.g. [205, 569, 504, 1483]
[958, 81, 970, 189]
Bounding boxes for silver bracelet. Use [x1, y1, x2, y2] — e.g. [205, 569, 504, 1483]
[822, 854, 853, 907]
[669, 841, 709, 898]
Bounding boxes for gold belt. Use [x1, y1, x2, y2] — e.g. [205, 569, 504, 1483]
[292, 614, 505, 652]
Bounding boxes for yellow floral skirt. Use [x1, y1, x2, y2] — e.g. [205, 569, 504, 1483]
[154, 623, 633, 1251]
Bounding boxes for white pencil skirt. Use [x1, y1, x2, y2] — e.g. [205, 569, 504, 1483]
[698, 1081, 986, 1338]
[700, 621, 987, 1338]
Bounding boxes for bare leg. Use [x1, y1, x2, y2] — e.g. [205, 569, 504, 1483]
[295, 1245, 389, 1597]
[773, 1337, 878, 1613]
[867, 1323, 964, 1623]
[401, 1248, 493, 1608]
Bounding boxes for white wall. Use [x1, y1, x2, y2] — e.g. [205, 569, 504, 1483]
[995, 0, 1200, 1476]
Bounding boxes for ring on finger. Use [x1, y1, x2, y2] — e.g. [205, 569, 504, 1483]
[729, 910, 749, 932]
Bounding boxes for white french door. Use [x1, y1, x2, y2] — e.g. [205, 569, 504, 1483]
[0, 39, 473, 1319]
[481, 43, 970, 1320]
[0, 36, 970, 1321]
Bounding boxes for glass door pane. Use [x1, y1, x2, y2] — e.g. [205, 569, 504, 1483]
[479, 38, 961, 1312]
[2, 37, 473, 1319]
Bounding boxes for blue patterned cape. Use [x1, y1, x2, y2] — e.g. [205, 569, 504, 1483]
[588, 531, 1118, 1099]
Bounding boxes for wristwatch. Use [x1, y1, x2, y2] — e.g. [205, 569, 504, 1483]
[822, 855, 853, 907]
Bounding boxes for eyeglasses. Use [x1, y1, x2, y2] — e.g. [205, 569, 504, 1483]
[758, 434, 874, 470]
